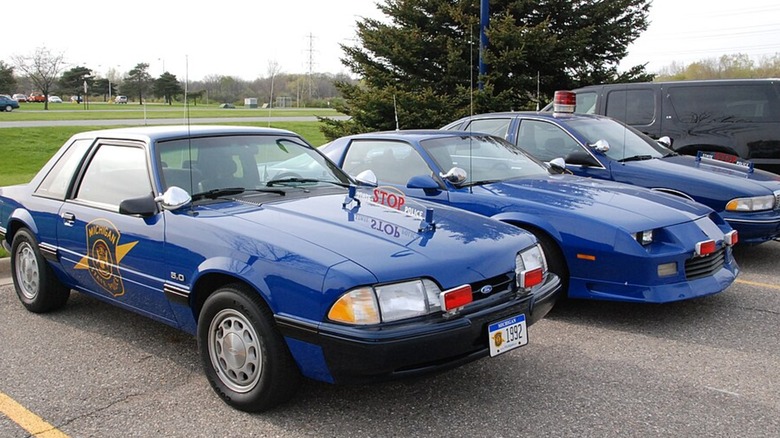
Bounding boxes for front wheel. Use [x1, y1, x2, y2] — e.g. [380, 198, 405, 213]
[11, 228, 70, 313]
[3, 105, 12, 112]
[198, 284, 301, 412]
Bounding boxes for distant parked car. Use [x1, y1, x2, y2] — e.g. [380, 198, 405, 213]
[28, 93, 46, 103]
[70, 95, 82, 103]
[219, 103, 235, 109]
[0, 96, 20, 112]
[12, 94, 27, 102]
[48, 95, 63, 103]
[114, 95, 128, 104]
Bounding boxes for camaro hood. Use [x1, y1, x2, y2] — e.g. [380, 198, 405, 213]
[612, 156, 780, 202]
[476, 175, 712, 231]
[195, 191, 533, 285]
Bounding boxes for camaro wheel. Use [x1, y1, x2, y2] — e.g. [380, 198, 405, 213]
[11, 228, 70, 313]
[198, 284, 301, 412]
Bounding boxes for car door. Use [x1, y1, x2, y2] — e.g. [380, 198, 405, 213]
[55, 140, 175, 323]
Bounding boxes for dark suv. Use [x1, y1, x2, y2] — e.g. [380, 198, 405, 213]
[567, 79, 780, 173]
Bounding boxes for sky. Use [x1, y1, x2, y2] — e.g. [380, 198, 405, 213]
[4, 0, 780, 82]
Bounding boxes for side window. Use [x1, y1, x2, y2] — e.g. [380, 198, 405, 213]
[575, 91, 597, 114]
[343, 140, 431, 185]
[605, 89, 655, 126]
[464, 118, 512, 138]
[516, 120, 583, 162]
[668, 84, 780, 123]
[35, 139, 93, 200]
[76, 144, 152, 209]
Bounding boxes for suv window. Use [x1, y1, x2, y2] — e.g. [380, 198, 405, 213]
[574, 91, 598, 114]
[668, 84, 780, 123]
[605, 89, 655, 125]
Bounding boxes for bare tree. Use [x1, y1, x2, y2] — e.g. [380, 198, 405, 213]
[11, 47, 66, 110]
[267, 60, 282, 109]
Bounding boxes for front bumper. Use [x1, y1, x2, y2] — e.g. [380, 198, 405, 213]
[277, 273, 561, 384]
[723, 216, 780, 244]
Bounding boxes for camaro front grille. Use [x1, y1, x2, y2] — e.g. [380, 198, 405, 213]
[685, 248, 726, 280]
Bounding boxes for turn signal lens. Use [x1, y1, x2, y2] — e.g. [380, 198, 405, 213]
[328, 287, 380, 325]
[724, 230, 738, 246]
[695, 240, 716, 257]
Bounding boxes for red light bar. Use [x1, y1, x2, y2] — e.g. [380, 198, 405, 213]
[695, 239, 716, 257]
[553, 90, 576, 113]
[724, 230, 738, 246]
[519, 267, 544, 289]
[441, 284, 473, 311]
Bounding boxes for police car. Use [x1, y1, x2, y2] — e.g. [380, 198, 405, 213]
[444, 91, 780, 244]
[0, 125, 561, 412]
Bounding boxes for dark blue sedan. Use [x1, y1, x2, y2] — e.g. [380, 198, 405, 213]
[443, 109, 780, 244]
[0, 125, 561, 412]
[322, 130, 739, 306]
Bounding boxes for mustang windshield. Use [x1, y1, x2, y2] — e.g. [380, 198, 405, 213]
[567, 118, 669, 160]
[421, 135, 550, 184]
[156, 135, 351, 195]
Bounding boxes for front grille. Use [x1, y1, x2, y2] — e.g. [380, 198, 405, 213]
[470, 273, 515, 302]
[685, 247, 726, 280]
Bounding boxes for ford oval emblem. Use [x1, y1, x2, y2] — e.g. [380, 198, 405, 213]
[479, 285, 493, 295]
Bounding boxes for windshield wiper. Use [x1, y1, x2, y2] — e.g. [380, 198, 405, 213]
[617, 155, 653, 163]
[266, 177, 349, 188]
[462, 179, 503, 187]
[192, 187, 285, 201]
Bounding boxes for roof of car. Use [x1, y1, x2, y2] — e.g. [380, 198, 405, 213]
[68, 125, 299, 143]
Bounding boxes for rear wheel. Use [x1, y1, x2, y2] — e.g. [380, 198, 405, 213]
[11, 228, 70, 313]
[198, 284, 301, 412]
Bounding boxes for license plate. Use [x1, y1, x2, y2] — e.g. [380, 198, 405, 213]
[488, 314, 528, 357]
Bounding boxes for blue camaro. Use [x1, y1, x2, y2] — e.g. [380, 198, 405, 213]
[0, 125, 561, 412]
[443, 96, 780, 244]
[322, 130, 739, 305]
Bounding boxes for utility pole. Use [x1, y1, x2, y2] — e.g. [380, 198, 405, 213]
[306, 33, 315, 101]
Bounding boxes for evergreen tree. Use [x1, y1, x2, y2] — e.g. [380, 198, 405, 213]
[59, 66, 94, 101]
[322, 0, 653, 139]
[0, 61, 17, 94]
[153, 72, 184, 104]
[122, 63, 153, 104]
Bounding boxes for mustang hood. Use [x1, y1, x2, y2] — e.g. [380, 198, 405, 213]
[478, 175, 713, 231]
[197, 191, 533, 286]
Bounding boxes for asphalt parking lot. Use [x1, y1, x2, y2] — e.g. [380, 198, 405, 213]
[1, 243, 778, 437]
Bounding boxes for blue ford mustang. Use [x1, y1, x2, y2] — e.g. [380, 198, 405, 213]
[322, 130, 739, 305]
[0, 125, 561, 412]
[443, 108, 780, 244]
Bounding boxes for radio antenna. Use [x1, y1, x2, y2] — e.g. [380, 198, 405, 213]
[393, 94, 400, 131]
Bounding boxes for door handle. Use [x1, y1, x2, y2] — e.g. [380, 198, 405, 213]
[61, 212, 75, 226]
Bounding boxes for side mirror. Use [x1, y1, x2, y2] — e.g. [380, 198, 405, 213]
[564, 151, 601, 167]
[439, 167, 467, 185]
[119, 193, 158, 217]
[657, 136, 673, 148]
[589, 139, 610, 153]
[548, 157, 567, 173]
[154, 186, 191, 211]
[355, 169, 378, 186]
[407, 175, 441, 191]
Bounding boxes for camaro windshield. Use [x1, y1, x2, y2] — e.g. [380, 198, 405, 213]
[567, 118, 670, 160]
[421, 135, 550, 184]
[156, 134, 351, 195]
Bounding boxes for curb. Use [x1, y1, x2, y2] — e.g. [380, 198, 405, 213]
[0, 257, 11, 285]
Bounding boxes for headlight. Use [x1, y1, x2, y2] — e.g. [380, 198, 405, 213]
[726, 195, 775, 212]
[328, 279, 470, 325]
[515, 244, 547, 289]
[636, 229, 654, 246]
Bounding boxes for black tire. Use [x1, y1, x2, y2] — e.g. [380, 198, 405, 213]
[10, 228, 70, 313]
[3, 105, 12, 112]
[198, 283, 301, 412]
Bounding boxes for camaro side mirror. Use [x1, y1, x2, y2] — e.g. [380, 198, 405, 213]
[355, 169, 378, 186]
[154, 186, 192, 211]
[657, 136, 673, 148]
[548, 157, 567, 173]
[439, 167, 467, 184]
